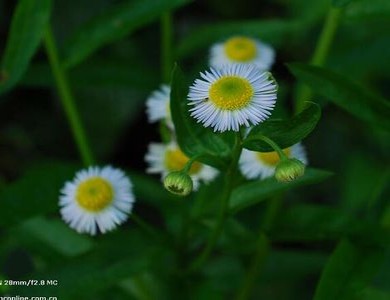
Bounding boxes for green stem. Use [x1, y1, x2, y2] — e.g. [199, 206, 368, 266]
[257, 135, 288, 161]
[160, 12, 173, 83]
[236, 233, 270, 300]
[189, 133, 242, 272]
[236, 195, 283, 300]
[43, 26, 94, 166]
[294, 6, 342, 113]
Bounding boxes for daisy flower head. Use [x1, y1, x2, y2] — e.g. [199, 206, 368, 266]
[145, 141, 218, 190]
[188, 64, 277, 132]
[210, 36, 275, 71]
[239, 143, 308, 180]
[59, 166, 134, 235]
[146, 84, 173, 129]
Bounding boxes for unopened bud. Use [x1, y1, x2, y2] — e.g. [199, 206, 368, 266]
[163, 171, 193, 196]
[275, 158, 305, 182]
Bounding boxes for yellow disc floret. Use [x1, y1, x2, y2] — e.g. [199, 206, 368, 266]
[257, 148, 291, 166]
[209, 76, 253, 110]
[165, 148, 202, 174]
[224, 36, 257, 62]
[76, 177, 114, 212]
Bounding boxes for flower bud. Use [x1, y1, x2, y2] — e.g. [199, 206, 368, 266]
[163, 171, 193, 196]
[275, 158, 305, 182]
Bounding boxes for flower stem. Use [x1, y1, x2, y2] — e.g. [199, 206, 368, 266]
[235, 195, 282, 300]
[258, 135, 288, 161]
[43, 25, 94, 166]
[189, 133, 242, 272]
[160, 12, 173, 83]
[294, 6, 343, 113]
[235, 233, 270, 300]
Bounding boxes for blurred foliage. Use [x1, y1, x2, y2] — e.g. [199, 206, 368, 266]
[0, 0, 389, 299]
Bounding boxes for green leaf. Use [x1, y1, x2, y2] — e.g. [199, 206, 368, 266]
[345, 0, 390, 19]
[314, 239, 384, 300]
[13, 230, 163, 299]
[332, 0, 355, 7]
[242, 102, 321, 152]
[0, 162, 77, 227]
[22, 61, 158, 91]
[170, 64, 235, 169]
[272, 204, 390, 247]
[63, 0, 191, 68]
[0, 0, 52, 96]
[288, 63, 390, 131]
[177, 19, 302, 59]
[13, 217, 94, 257]
[229, 168, 332, 213]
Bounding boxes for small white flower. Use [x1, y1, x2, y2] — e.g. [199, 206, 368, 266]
[145, 85, 173, 129]
[188, 64, 277, 132]
[59, 166, 134, 235]
[210, 36, 275, 71]
[239, 143, 308, 180]
[145, 141, 218, 190]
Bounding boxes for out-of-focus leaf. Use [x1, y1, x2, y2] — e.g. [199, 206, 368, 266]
[345, 0, 390, 19]
[13, 231, 164, 299]
[76, 87, 144, 158]
[288, 63, 390, 131]
[0, 0, 51, 96]
[358, 288, 390, 300]
[0, 162, 77, 227]
[22, 61, 158, 91]
[314, 239, 384, 300]
[63, 0, 191, 68]
[272, 204, 390, 247]
[243, 102, 321, 152]
[13, 217, 94, 257]
[229, 168, 332, 213]
[177, 19, 302, 59]
[170, 65, 235, 169]
[332, 0, 355, 7]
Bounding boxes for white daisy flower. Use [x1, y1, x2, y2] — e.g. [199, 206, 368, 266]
[210, 36, 275, 71]
[59, 166, 134, 235]
[188, 64, 277, 132]
[239, 143, 308, 180]
[145, 84, 173, 129]
[145, 142, 218, 190]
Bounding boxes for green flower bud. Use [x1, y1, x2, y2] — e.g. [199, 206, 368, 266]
[275, 158, 305, 182]
[163, 171, 193, 196]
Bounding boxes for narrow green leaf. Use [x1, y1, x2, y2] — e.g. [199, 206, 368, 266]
[332, 0, 355, 7]
[272, 204, 390, 247]
[13, 231, 163, 298]
[22, 61, 158, 91]
[177, 19, 302, 59]
[0, 162, 77, 227]
[170, 65, 235, 169]
[314, 239, 384, 300]
[63, 0, 191, 68]
[229, 168, 332, 213]
[0, 0, 52, 96]
[288, 63, 390, 131]
[13, 217, 94, 257]
[243, 102, 321, 152]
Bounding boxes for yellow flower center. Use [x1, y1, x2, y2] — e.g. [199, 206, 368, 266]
[224, 37, 257, 62]
[209, 76, 253, 110]
[257, 148, 291, 166]
[165, 148, 202, 174]
[76, 177, 114, 212]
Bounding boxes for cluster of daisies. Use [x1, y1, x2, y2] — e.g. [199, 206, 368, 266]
[59, 36, 307, 236]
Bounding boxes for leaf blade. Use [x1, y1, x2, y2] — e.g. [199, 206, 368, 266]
[0, 0, 52, 96]
[243, 102, 321, 152]
[288, 63, 390, 131]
